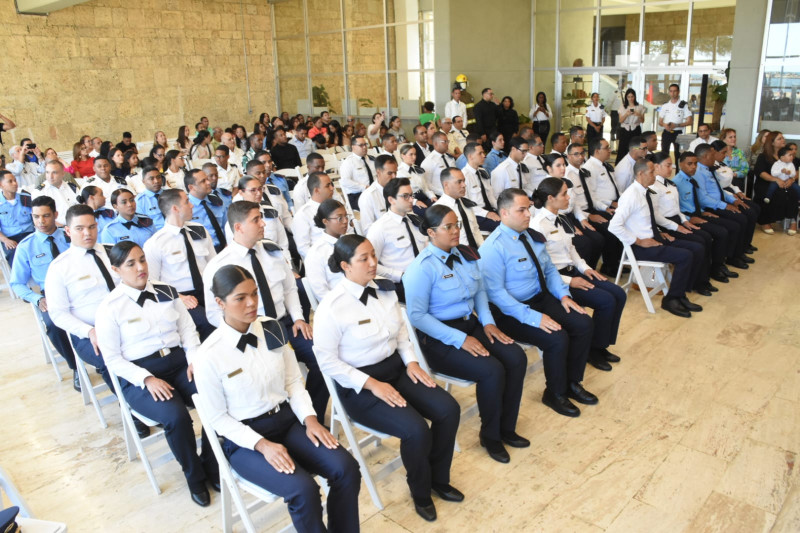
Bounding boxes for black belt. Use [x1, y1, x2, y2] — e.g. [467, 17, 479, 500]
[241, 401, 289, 425]
[558, 265, 578, 277]
[137, 346, 182, 363]
[441, 313, 475, 327]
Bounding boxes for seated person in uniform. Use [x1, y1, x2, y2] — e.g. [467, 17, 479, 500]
[0, 169, 33, 262]
[304, 199, 348, 302]
[134, 166, 166, 231]
[99, 189, 156, 248]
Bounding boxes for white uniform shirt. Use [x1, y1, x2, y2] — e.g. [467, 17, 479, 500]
[367, 210, 428, 282]
[313, 278, 417, 392]
[164, 168, 185, 190]
[356, 181, 386, 233]
[44, 243, 119, 338]
[433, 193, 484, 248]
[659, 100, 693, 132]
[293, 175, 344, 212]
[215, 163, 242, 192]
[444, 99, 468, 124]
[530, 208, 590, 285]
[143, 222, 216, 292]
[34, 181, 79, 225]
[585, 103, 607, 125]
[421, 151, 457, 197]
[397, 162, 435, 199]
[193, 317, 316, 450]
[95, 281, 200, 388]
[304, 233, 344, 301]
[523, 153, 548, 191]
[583, 156, 618, 211]
[614, 154, 637, 193]
[224, 205, 290, 262]
[291, 199, 323, 258]
[688, 136, 719, 152]
[650, 175, 686, 230]
[446, 129, 469, 154]
[338, 154, 376, 195]
[608, 181, 657, 245]
[83, 176, 130, 207]
[491, 157, 533, 196]
[228, 147, 245, 168]
[564, 165, 591, 221]
[202, 240, 302, 327]
[462, 163, 497, 214]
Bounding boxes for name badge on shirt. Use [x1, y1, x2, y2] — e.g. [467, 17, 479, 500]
[397, 235, 406, 241]
[358, 319, 371, 325]
[518, 257, 528, 262]
[227, 368, 243, 378]
[550, 230, 558, 234]
[665, 190, 672, 194]
[119, 236, 130, 240]
[127, 318, 141, 324]
[35, 253, 46, 258]
[78, 275, 91, 281]
[171, 250, 182, 255]
[443, 273, 454, 279]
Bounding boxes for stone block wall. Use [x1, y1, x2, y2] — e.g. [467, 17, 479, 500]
[0, 0, 276, 151]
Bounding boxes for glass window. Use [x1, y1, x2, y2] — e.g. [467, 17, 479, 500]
[562, 0, 596, 10]
[534, 11, 557, 68]
[559, 9, 596, 67]
[689, 1, 735, 65]
[761, 68, 800, 123]
[387, 0, 421, 24]
[598, 8, 641, 67]
[642, 3, 689, 66]
[388, 23, 422, 71]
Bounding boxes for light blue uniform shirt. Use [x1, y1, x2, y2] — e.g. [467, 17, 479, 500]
[100, 214, 156, 248]
[403, 244, 495, 349]
[479, 223, 570, 328]
[94, 208, 116, 235]
[188, 193, 227, 247]
[0, 193, 34, 237]
[671, 171, 700, 215]
[695, 162, 734, 210]
[10, 228, 69, 303]
[483, 149, 508, 175]
[134, 190, 165, 230]
[455, 153, 468, 169]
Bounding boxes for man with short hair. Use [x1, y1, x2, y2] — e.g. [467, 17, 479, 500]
[461, 142, 501, 231]
[115, 131, 136, 154]
[201, 163, 234, 212]
[569, 126, 586, 148]
[439, 117, 462, 157]
[523, 134, 548, 190]
[483, 132, 507, 175]
[202, 201, 327, 422]
[0, 170, 33, 262]
[185, 168, 227, 252]
[244, 159, 292, 229]
[89, 137, 102, 158]
[658, 83, 693, 164]
[583, 138, 619, 215]
[338, 136, 376, 210]
[213, 145, 242, 193]
[642, 130, 658, 155]
[291, 171, 336, 258]
[358, 154, 397, 232]
[444, 86, 468, 125]
[473, 87, 499, 140]
[412, 125, 431, 167]
[378, 133, 399, 161]
[255, 150, 293, 208]
[11, 195, 78, 389]
[134, 167, 166, 230]
[479, 188, 596, 418]
[421, 132, 457, 197]
[211, 126, 224, 151]
[451, 115, 469, 153]
[490, 136, 532, 197]
[293, 153, 333, 210]
[85, 157, 129, 207]
[143, 188, 216, 340]
[432, 168, 483, 249]
[288, 124, 314, 159]
[271, 126, 302, 170]
[688, 123, 719, 152]
[614, 135, 646, 192]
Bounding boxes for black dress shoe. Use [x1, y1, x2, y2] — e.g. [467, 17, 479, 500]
[739, 255, 755, 264]
[500, 431, 530, 448]
[601, 348, 621, 362]
[133, 419, 151, 439]
[719, 264, 736, 277]
[710, 270, 729, 283]
[73, 370, 81, 392]
[704, 282, 719, 292]
[209, 479, 221, 492]
[746, 245, 758, 252]
[431, 483, 465, 502]
[542, 388, 580, 417]
[413, 498, 437, 521]
[588, 356, 612, 371]
[679, 297, 702, 312]
[190, 488, 211, 507]
[727, 258, 749, 270]
[661, 298, 691, 318]
[568, 382, 598, 405]
[694, 287, 713, 297]
[479, 436, 510, 463]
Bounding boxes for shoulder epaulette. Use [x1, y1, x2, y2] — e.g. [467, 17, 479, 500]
[101, 243, 113, 254]
[265, 184, 281, 196]
[406, 213, 422, 227]
[519, 163, 529, 174]
[137, 216, 153, 228]
[461, 198, 478, 208]
[261, 206, 279, 219]
[20, 193, 32, 207]
[207, 194, 223, 207]
[68, 182, 78, 193]
[599, 104, 605, 109]
[185, 224, 208, 241]
[262, 240, 282, 253]
[525, 228, 547, 243]
[261, 318, 288, 350]
[367, 155, 376, 161]
[36, 182, 46, 191]
[373, 278, 396, 292]
[678, 100, 687, 109]
[152, 282, 180, 302]
[217, 188, 232, 197]
[456, 244, 480, 261]
[96, 208, 115, 219]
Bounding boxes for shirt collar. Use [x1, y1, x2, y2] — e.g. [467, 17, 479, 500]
[429, 244, 458, 265]
[228, 239, 252, 258]
[498, 222, 524, 240]
[34, 228, 62, 243]
[164, 221, 183, 235]
[217, 317, 261, 347]
[340, 277, 377, 300]
[632, 181, 648, 194]
[321, 232, 338, 245]
[387, 210, 405, 223]
[541, 208, 557, 222]
[119, 281, 155, 303]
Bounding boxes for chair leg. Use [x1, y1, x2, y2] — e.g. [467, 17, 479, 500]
[75, 359, 108, 428]
[339, 414, 384, 511]
[124, 415, 161, 495]
[630, 264, 656, 314]
[221, 481, 233, 533]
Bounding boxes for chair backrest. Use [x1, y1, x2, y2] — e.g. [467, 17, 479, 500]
[275, 167, 300, 178]
[335, 152, 351, 161]
[300, 277, 319, 311]
[191, 393, 242, 494]
[399, 307, 433, 375]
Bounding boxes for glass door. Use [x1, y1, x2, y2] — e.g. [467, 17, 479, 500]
[687, 71, 728, 131]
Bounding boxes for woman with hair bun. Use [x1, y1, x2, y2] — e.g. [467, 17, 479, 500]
[313, 233, 462, 523]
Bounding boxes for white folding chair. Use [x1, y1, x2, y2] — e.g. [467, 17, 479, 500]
[68, 336, 116, 428]
[275, 167, 301, 180]
[614, 243, 672, 314]
[107, 369, 181, 495]
[300, 277, 319, 311]
[30, 302, 68, 382]
[193, 394, 324, 533]
[0, 465, 67, 533]
[399, 307, 478, 452]
[0, 252, 19, 300]
[335, 152, 351, 161]
[322, 153, 339, 172]
[366, 147, 378, 157]
[323, 374, 403, 511]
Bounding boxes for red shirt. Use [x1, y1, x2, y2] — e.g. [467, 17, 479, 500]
[73, 157, 95, 177]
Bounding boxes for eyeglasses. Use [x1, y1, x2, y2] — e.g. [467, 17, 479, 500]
[354, 143, 369, 148]
[396, 193, 414, 200]
[570, 151, 586, 156]
[327, 215, 352, 223]
[532, 143, 544, 147]
[435, 222, 462, 232]
[244, 186, 264, 193]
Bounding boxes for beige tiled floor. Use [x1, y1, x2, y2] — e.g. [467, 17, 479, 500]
[1, 231, 798, 532]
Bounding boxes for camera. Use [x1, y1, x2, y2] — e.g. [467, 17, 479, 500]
[27, 143, 36, 150]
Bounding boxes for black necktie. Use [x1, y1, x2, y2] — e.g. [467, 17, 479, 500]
[456, 199, 478, 249]
[445, 253, 462, 270]
[261, 191, 273, 206]
[688, 177, 704, 215]
[578, 169, 596, 212]
[518, 233, 550, 297]
[402, 217, 420, 256]
[136, 291, 157, 307]
[237, 332, 258, 352]
[122, 220, 138, 229]
[709, 169, 726, 198]
[180, 228, 204, 302]
[604, 163, 621, 199]
[645, 189, 665, 243]
[555, 215, 574, 234]
[362, 157, 374, 185]
[87, 249, 115, 291]
[248, 248, 277, 318]
[517, 164, 524, 187]
[359, 286, 377, 305]
[201, 199, 227, 248]
[475, 168, 493, 209]
[47, 236, 60, 259]
[443, 154, 451, 168]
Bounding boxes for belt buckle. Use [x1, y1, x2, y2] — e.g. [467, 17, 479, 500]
[158, 347, 171, 357]
[271, 404, 281, 415]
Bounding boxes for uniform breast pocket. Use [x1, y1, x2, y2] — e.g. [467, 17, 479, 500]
[31, 254, 51, 268]
[266, 264, 286, 283]
[166, 250, 186, 264]
[514, 258, 534, 273]
[351, 319, 379, 339]
[121, 317, 150, 337]
[75, 275, 98, 290]
[390, 235, 412, 251]
[437, 273, 462, 292]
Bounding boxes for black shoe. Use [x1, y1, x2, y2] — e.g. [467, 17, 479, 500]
[661, 298, 691, 318]
[746, 245, 758, 253]
[694, 287, 713, 297]
[542, 388, 580, 417]
[704, 282, 719, 292]
[500, 431, 530, 448]
[568, 382, 599, 405]
[709, 270, 730, 283]
[413, 498, 437, 521]
[73, 370, 81, 392]
[679, 297, 702, 312]
[479, 436, 510, 463]
[726, 258, 749, 270]
[719, 264, 737, 278]
[190, 488, 211, 507]
[209, 479, 221, 492]
[133, 418, 150, 439]
[431, 483, 465, 502]
[588, 355, 612, 371]
[739, 254, 755, 264]
[601, 348, 621, 363]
